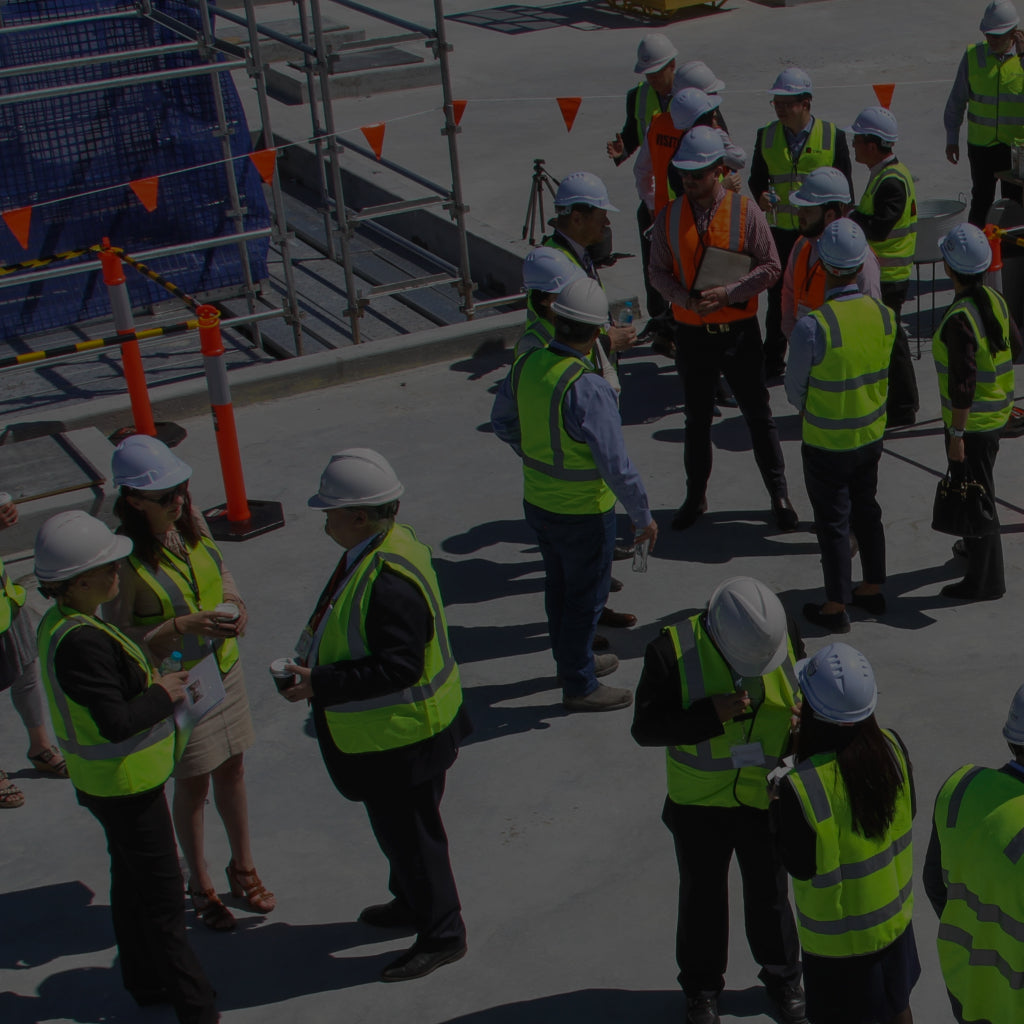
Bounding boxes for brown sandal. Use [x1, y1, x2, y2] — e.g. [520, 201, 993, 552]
[28, 745, 68, 778]
[188, 887, 236, 931]
[0, 770, 24, 808]
[226, 860, 276, 913]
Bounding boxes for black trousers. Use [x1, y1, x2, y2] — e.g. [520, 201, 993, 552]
[663, 799, 802, 997]
[674, 317, 788, 503]
[881, 280, 919, 420]
[364, 772, 466, 950]
[950, 428, 1005, 598]
[81, 785, 218, 1024]
[638, 201, 668, 320]
[802, 440, 886, 605]
[967, 141, 1023, 227]
[764, 227, 799, 368]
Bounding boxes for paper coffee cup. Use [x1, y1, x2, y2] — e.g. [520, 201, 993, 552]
[214, 602, 239, 622]
[269, 657, 297, 692]
[0, 492, 11, 508]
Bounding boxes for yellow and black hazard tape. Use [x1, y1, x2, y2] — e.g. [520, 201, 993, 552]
[0, 244, 101, 278]
[118, 250, 200, 311]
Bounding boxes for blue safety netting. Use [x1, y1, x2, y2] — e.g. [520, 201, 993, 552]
[0, 0, 270, 340]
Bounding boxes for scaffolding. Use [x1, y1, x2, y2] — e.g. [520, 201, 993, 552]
[0, 0, 476, 357]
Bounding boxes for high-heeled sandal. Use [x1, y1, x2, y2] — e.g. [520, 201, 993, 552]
[226, 859, 276, 914]
[188, 887, 236, 931]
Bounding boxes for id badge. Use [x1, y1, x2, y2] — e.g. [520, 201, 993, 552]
[730, 741, 766, 768]
[295, 626, 314, 663]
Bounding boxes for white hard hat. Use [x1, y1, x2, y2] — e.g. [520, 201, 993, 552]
[818, 218, 869, 271]
[705, 576, 789, 677]
[940, 222, 992, 275]
[790, 166, 851, 207]
[796, 642, 878, 724]
[34, 510, 133, 583]
[1003, 683, 1024, 743]
[673, 60, 725, 95]
[850, 106, 899, 144]
[111, 434, 192, 491]
[550, 276, 609, 326]
[523, 247, 585, 294]
[308, 449, 404, 509]
[670, 87, 719, 132]
[634, 33, 677, 75]
[981, 0, 1019, 33]
[554, 171, 619, 213]
[671, 125, 726, 171]
[769, 67, 813, 97]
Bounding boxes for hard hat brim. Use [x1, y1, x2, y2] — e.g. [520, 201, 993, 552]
[635, 55, 675, 74]
[307, 485, 404, 510]
[728, 630, 789, 678]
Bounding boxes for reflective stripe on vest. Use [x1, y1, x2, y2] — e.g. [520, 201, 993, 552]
[318, 524, 463, 754]
[788, 730, 914, 957]
[0, 555, 26, 635]
[966, 43, 1024, 147]
[858, 161, 917, 283]
[648, 110, 684, 216]
[760, 118, 838, 230]
[634, 81, 663, 138]
[933, 288, 1015, 433]
[791, 235, 826, 321]
[935, 764, 1024, 1020]
[667, 192, 759, 325]
[38, 607, 174, 796]
[803, 296, 895, 451]
[664, 615, 798, 810]
[128, 536, 237, 674]
[515, 314, 553, 360]
[513, 346, 616, 515]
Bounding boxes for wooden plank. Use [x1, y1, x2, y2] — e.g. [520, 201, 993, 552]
[0, 433, 104, 503]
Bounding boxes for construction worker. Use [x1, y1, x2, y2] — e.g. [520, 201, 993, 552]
[783, 166, 881, 340]
[490, 276, 657, 710]
[944, 0, 1024, 226]
[631, 576, 807, 1024]
[280, 449, 471, 982]
[932, 223, 1019, 601]
[925, 680, 1024, 1024]
[749, 67, 852, 379]
[786, 220, 896, 634]
[848, 106, 919, 428]
[518, 246, 585, 358]
[648, 126, 799, 534]
[775, 642, 918, 1024]
[607, 33, 676, 343]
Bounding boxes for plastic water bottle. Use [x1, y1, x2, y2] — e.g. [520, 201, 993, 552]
[632, 538, 650, 574]
[767, 184, 779, 226]
[619, 300, 634, 327]
[160, 650, 183, 675]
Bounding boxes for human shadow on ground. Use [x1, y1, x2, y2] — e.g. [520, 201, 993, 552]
[435, 556, 545, 608]
[650, 511, 820, 565]
[618, 358, 684, 427]
[448, 620, 551, 664]
[460, 674, 570, 745]
[441, 518, 537, 555]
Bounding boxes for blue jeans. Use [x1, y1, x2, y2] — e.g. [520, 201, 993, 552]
[524, 501, 615, 698]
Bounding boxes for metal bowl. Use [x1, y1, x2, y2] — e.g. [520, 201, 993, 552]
[914, 198, 966, 261]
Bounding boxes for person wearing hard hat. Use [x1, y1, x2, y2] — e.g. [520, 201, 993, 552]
[782, 166, 881, 340]
[749, 67, 852, 379]
[786, 220, 896, 634]
[106, 434, 272, 932]
[648, 126, 799, 534]
[280, 449, 470, 982]
[944, 0, 1024, 226]
[924, 680, 1024, 1024]
[517, 246, 586, 358]
[848, 106, 919, 429]
[606, 34, 677, 347]
[931, 223, 1020, 601]
[33, 511, 218, 1022]
[774, 643, 918, 1024]
[631, 576, 807, 1024]
[491, 276, 657, 710]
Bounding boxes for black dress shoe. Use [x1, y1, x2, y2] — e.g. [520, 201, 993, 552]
[613, 544, 635, 561]
[686, 992, 721, 1024]
[772, 497, 799, 532]
[850, 591, 886, 615]
[380, 941, 467, 982]
[952, 538, 968, 558]
[940, 581, 1003, 602]
[672, 496, 708, 530]
[599, 607, 638, 629]
[591, 633, 610, 651]
[767, 980, 808, 1024]
[803, 602, 851, 634]
[358, 899, 416, 929]
[609, 575, 623, 592]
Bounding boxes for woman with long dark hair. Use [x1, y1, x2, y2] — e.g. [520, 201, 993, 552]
[104, 435, 273, 931]
[933, 222, 1020, 601]
[774, 642, 919, 1024]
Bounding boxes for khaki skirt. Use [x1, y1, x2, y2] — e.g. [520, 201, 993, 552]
[174, 660, 255, 778]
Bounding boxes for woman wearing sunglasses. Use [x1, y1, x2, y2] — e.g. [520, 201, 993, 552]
[104, 435, 273, 931]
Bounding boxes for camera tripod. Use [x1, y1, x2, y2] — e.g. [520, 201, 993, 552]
[521, 158, 560, 245]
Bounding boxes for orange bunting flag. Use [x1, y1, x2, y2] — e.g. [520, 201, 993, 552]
[872, 83, 895, 108]
[129, 177, 159, 213]
[249, 149, 277, 184]
[361, 122, 386, 160]
[2, 206, 32, 250]
[452, 99, 467, 126]
[557, 96, 582, 133]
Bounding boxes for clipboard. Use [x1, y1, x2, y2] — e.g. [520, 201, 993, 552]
[692, 246, 754, 292]
[173, 653, 226, 761]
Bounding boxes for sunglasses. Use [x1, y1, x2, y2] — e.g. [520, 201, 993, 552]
[136, 483, 188, 507]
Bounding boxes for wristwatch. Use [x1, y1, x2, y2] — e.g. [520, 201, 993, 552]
[949, 427, 966, 438]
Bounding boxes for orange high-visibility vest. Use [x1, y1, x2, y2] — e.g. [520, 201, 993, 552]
[790, 235, 826, 322]
[648, 110, 685, 217]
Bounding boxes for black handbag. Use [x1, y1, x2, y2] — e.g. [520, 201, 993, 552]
[931, 464, 998, 538]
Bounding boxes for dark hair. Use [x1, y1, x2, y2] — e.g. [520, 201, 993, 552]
[528, 289, 556, 318]
[860, 133, 893, 153]
[797, 705, 904, 840]
[553, 315, 600, 346]
[112, 487, 201, 569]
[953, 271, 1008, 351]
[38, 579, 72, 601]
[822, 200, 845, 220]
[693, 109, 718, 129]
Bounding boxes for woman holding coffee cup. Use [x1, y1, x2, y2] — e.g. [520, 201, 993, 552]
[104, 435, 273, 931]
